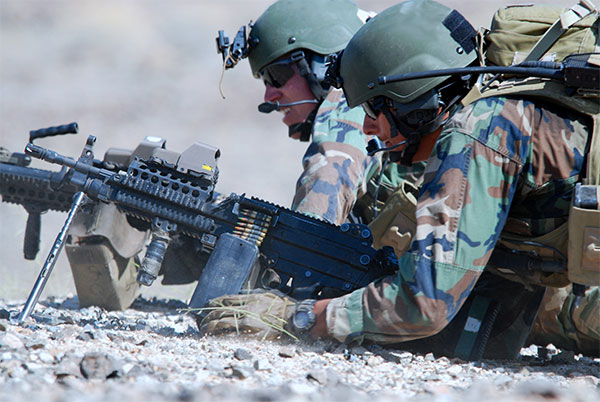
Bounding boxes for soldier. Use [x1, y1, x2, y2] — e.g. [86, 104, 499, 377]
[219, 0, 422, 225]
[201, 0, 599, 358]
[53, 0, 416, 311]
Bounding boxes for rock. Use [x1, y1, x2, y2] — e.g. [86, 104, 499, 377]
[77, 332, 94, 341]
[38, 351, 55, 364]
[123, 363, 146, 379]
[230, 364, 254, 379]
[425, 373, 441, 381]
[0, 308, 10, 320]
[447, 365, 462, 376]
[520, 344, 538, 357]
[279, 346, 295, 358]
[537, 346, 549, 360]
[552, 350, 576, 364]
[1, 332, 24, 349]
[58, 313, 75, 325]
[234, 348, 252, 361]
[436, 356, 450, 366]
[32, 314, 61, 326]
[571, 375, 600, 387]
[25, 337, 46, 350]
[55, 358, 82, 379]
[366, 355, 382, 366]
[425, 353, 435, 362]
[80, 353, 122, 380]
[205, 360, 226, 373]
[399, 352, 413, 364]
[253, 359, 272, 371]
[0, 319, 9, 331]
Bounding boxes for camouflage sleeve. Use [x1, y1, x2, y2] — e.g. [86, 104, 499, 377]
[325, 97, 586, 344]
[291, 89, 375, 225]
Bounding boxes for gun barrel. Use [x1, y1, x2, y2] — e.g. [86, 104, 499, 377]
[25, 143, 112, 180]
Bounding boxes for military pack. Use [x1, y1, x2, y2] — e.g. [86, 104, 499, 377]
[472, 1, 600, 288]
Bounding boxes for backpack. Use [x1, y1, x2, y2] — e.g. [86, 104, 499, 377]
[465, 1, 600, 288]
[485, 1, 599, 66]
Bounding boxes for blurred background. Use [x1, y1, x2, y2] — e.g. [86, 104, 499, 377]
[0, 0, 574, 302]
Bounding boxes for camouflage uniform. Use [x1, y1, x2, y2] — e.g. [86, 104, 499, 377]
[528, 285, 600, 356]
[325, 96, 598, 354]
[291, 88, 419, 225]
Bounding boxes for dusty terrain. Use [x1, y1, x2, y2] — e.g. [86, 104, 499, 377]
[1, 296, 599, 402]
[1, 1, 595, 401]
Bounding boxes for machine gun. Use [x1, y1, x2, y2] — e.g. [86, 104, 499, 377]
[14, 127, 398, 323]
[0, 123, 168, 262]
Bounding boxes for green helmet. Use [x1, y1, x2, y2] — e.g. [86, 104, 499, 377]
[248, 0, 365, 77]
[339, 0, 478, 108]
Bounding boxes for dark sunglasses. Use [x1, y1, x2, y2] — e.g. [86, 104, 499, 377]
[258, 52, 306, 88]
[363, 91, 443, 126]
[361, 97, 389, 120]
[260, 62, 295, 88]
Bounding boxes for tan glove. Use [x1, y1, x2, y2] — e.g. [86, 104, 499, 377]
[199, 290, 297, 340]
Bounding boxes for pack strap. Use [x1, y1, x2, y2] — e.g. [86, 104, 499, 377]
[587, 114, 600, 185]
[525, 0, 598, 62]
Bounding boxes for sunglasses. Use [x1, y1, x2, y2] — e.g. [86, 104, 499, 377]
[258, 51, 308, 88]
[362, 93, 442, 130]
[258, 58, 297, 88]
[361, 97, 389, 120]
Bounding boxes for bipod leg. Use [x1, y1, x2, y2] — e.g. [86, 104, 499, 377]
[17, 191, 88, 323]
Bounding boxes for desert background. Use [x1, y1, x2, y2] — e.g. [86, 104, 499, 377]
[0, 0, 576, 303]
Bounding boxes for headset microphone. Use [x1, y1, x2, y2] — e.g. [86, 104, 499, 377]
[366, 139, 407, 156]
[258, 100, 319, 113]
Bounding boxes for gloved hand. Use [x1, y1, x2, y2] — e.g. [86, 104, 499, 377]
[199, 290, 297, 340]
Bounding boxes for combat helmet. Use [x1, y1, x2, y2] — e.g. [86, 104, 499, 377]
[248, 0, 366, 100]
[334, 0, 478, 164]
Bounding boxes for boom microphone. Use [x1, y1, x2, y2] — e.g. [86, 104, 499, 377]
[366, 139, 407, 156]
[258, 100, 319, 113]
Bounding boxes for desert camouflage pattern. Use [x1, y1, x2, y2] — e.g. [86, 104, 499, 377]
[326, 96, 594, 345]
[528, 285, 600, 356]
[291, 89, 407, 225]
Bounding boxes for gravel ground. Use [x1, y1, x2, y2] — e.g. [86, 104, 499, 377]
[1, 296, 599, 402]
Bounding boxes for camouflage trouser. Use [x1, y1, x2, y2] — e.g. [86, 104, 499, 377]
[528, 285, 600, 357]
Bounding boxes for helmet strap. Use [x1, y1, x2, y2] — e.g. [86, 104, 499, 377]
[288, 105, 321, 142]
[292, 51, 329, 101]
[284, 50, 328, 142]
[386, 88, 465, 165]
[380, 105, 421, 165]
